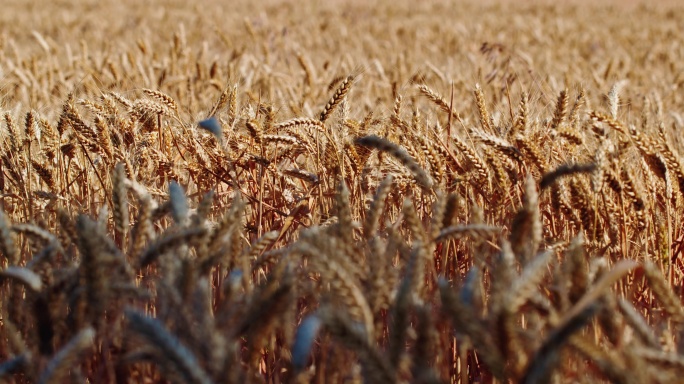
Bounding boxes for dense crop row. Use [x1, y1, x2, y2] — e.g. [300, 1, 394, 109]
[1, 1, 684, 383]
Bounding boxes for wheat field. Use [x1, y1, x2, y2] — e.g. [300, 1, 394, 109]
[1, 0, 684, 383]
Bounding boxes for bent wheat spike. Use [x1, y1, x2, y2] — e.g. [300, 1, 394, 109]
[37, 328, 95, 384]
[125, 310, 213, 384]
[355, 135, 434, 190]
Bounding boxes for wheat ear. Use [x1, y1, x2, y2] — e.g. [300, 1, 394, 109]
[474, 83, 493, 132]
[0, 208, 18, 265]
[418, 84, 459, 118]
[363, 174, 393, 240]
[550, 88, 569, 130]
[0, 354, 29, 377]
[509, 176, 542, 264]
[439, 277, 505, 378]
[37, 327, 95, 384]
[111, 163, 128, 246]
[540, 163, 597, 190]
[642, 262, 684, 322]
[169, 181, 189, 226]
[318, 308, 395, 383]
[125, 310, 213, 384]
[320, 74, 357, 123]
[521, 304, 598, 384]
[355, 135, 433, 190]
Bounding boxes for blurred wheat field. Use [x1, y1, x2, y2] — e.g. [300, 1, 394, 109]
[1, 0, 684, 383]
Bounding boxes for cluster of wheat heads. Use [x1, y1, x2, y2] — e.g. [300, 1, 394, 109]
[1, 62, 684, 384]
